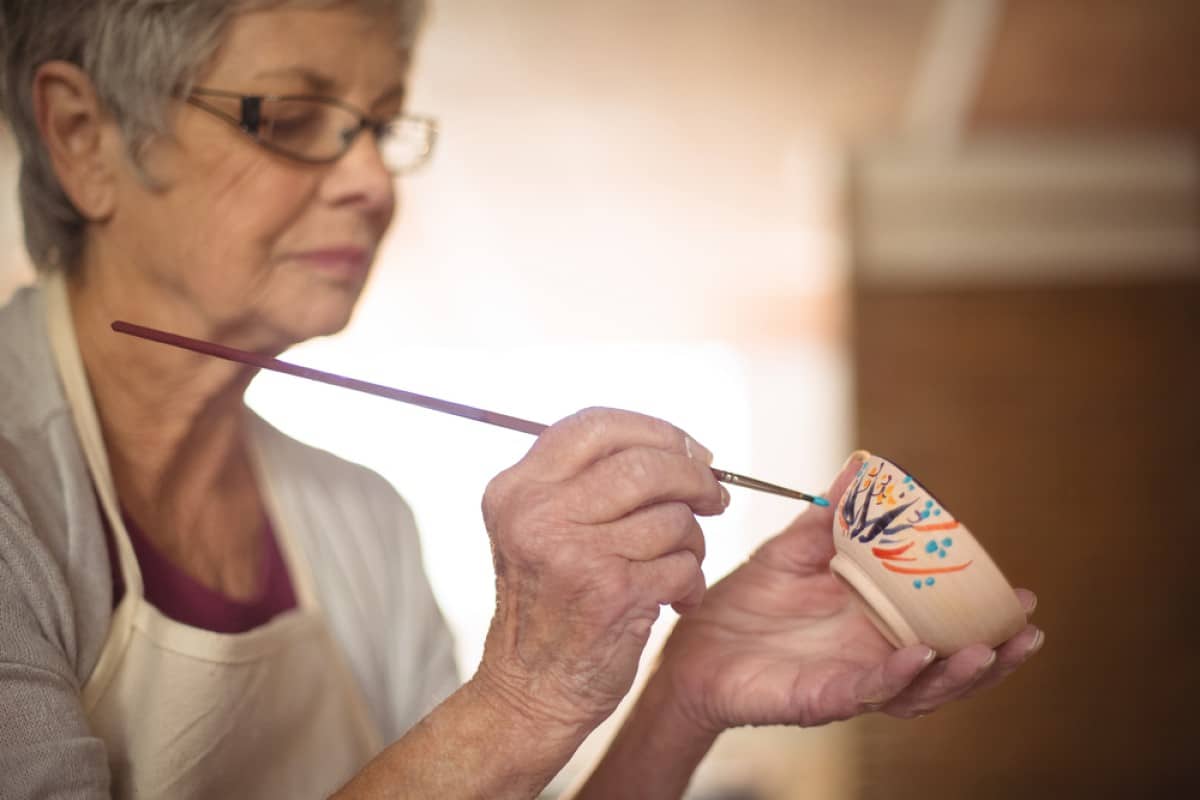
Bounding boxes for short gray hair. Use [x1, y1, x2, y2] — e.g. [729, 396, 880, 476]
[0, 0, 425, 273]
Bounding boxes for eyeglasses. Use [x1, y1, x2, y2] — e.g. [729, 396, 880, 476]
[185, 87, 437, 174]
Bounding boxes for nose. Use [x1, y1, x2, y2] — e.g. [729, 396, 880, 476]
[319, 129, 396, 219]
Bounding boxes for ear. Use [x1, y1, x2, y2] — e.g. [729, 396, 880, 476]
[31, 60, 123, 222]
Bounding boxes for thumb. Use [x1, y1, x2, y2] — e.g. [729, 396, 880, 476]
[826, 448, 872, 506]
[756, 449, 872, 572]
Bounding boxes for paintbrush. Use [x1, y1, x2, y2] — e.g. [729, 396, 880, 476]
[111, 320, 829, 506]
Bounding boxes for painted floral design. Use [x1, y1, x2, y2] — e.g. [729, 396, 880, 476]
[837, 458, 973, 589]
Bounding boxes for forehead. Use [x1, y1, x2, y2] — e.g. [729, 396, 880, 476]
[202, 6, 411, 95]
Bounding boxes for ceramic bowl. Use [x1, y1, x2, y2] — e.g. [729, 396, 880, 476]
[829, 454, 1025, 656]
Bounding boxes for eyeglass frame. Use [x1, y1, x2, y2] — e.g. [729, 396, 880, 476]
[183, 86, 438, 173]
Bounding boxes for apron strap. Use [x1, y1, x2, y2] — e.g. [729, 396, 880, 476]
[42, 271, 144, 597]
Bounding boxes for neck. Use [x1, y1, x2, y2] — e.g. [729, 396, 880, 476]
[66, 266, 258, 527]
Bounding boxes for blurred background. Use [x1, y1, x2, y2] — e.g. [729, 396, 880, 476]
[2, 0, 1198, 796]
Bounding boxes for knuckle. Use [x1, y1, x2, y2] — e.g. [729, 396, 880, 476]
[669, 549, 703, 584]
[636, 414, 686, 452]
[578, 405, 618, 421]
[649, 415, 683, 443]
[574, 407, 678, 444]
[550, 407, 620, 457]
[568, 406, 617, 438]
[579, 566, 637, 616]
[484, 480, 558, 554]
[657, 503, 705, 561]
[662, 501, 694, 530]
[686, 520, 706, 563]
[617, 447, 657, 486]
[481, 467, 518, 522]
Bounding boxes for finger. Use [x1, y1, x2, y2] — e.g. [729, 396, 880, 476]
[599, 501, 706, 566]
[814, 644, 935, 721]
[522, 407, 714, 481]
[561, 446, 727, 523]
[827, 449, 872, 508]
[882, 643, 996, 718]
[961, 625, 1044, 699]
[755, 450, 872, 572]
[1015, 588, 1038, 617]
[629, 549, 707, 612]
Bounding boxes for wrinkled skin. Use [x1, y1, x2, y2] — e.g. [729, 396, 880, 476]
[473, 407, 729, 735]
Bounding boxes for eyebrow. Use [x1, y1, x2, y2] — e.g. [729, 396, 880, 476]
[253, 66, 338, 94]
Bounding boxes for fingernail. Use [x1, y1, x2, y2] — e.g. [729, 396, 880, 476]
[1017, 592, 1036, 618]
[1027, 629, 1045, 656]
[719, 485, 731, 507]
[841, 449, 871, 472]
[685, 436, 714, 465]
[921, 648, 937, 666]
[976, 650, 997, 676]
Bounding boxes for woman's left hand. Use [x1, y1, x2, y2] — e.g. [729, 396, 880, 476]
[654, 454, 1044, 733]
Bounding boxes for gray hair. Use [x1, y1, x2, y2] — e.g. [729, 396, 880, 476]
[0, 0, 425, 273]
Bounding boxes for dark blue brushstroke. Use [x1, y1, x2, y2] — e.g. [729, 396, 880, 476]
[855, 500, 917, 544]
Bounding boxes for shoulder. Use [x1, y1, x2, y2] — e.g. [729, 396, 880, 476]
[0, 282, 44, 351]
[0, 286, 115, 684]
[0, 284, 63, 437]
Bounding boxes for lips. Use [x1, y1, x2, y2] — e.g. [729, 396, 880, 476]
[288, 246, 373, 278]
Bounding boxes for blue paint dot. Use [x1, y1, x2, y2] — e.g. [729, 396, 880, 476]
[938, 549, 947, 558]
[925, 500, 934, 508]
[942, 537, 953, 547]
[934, 509, 942, 516]
[925, 540, 939, 553]
[925, 577, 936, 586]
[913, 580, 923, 589]
[921, 510, 930, 519]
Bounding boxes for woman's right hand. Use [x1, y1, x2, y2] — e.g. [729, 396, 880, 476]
[470, 407, 729, 749]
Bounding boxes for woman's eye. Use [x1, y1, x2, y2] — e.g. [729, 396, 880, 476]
[264, 112, 321, 135]
[374, 121, 398, 142]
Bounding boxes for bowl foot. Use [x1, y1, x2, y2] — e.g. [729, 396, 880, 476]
[830, 553, 921, 650]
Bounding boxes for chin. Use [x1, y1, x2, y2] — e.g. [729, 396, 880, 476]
[297, 298, 360, 340]
[268, 286, 364, 348]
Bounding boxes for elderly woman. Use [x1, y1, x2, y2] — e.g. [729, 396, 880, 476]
[0, 1, 1043, 798]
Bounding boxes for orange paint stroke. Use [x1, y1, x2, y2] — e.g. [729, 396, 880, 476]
[872, 542, 915, 558]
[913, 521, 959, 532]
[881, 560, 974, 575]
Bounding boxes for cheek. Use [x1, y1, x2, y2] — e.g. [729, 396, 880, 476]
[204, 160, 317, 251]
[177, 159, 318, 290]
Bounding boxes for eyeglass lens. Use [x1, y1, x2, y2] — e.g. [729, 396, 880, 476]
[257, 97, 433, 172]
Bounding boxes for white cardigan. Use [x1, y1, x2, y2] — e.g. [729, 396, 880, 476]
[0, 284, 460, 797]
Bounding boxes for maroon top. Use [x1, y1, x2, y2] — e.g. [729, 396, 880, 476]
[104, 511, 298, 634]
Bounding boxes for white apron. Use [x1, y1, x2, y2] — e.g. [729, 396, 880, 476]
[43, 273, 383, 799]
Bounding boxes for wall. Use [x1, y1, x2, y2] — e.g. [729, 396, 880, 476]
[848, 139, 1200, 796]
